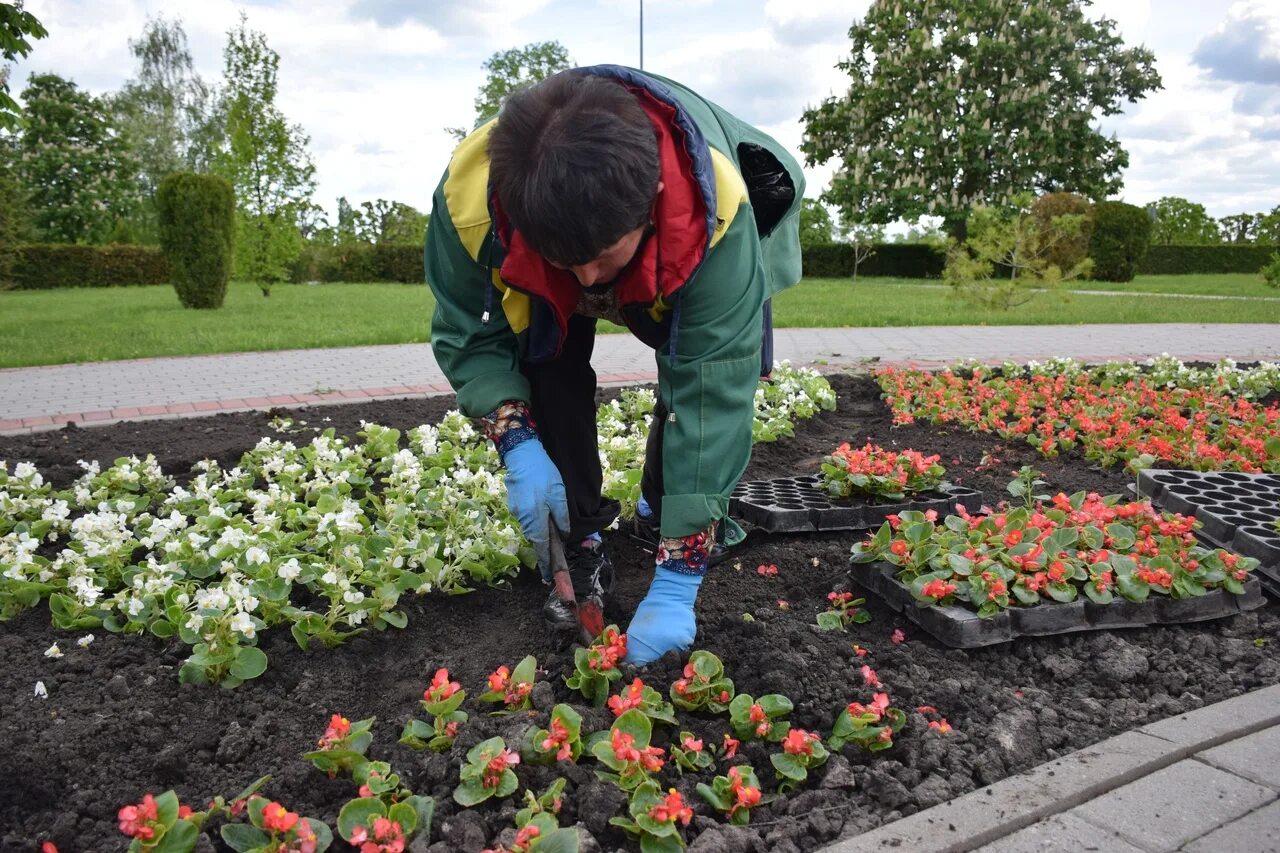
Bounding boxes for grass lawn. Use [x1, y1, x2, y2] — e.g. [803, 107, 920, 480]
[801, 273, 1280, 299]
[2, 274, 1277, 368]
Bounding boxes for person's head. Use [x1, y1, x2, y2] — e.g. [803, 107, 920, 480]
[488, 71, 662, 286]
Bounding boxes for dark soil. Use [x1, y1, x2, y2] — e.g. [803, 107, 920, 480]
[2, 373, 1277, 853]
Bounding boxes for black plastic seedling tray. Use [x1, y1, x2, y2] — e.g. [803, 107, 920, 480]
[728, 475, 984, 534]
[1135, 469, 1280, 597]
[851, 561, 1266, 648]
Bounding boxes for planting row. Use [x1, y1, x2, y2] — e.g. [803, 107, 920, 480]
[111, 640, 928, 853]
[877, 357, 1280, 474]
[0, 364, 836, 688]
[845, 467, 1265, 645]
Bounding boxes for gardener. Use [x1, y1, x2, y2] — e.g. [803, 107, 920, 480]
[425, 65, 804, 665]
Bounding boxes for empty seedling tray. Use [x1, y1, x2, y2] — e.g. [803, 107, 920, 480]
[728, 475, 983, 534]
[1135, 469, 1280, 597]
[851, 561, 1266, 648]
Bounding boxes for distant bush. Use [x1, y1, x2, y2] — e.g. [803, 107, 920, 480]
[157, 173, 235, 309]
[1089, 201, 1151, 282]
[1262, 253, 1280, 290]
[801, 243, 944, 278]
[1138, 244, 1278, 275]
[12, 244, 170, 289]
[292, 243, 424, 283]
[1031, 192, 1093, 274]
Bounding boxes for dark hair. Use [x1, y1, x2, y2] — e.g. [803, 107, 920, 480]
[488, 71, 660, 266]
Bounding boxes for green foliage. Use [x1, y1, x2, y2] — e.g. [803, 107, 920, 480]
[1089, 201, 1152, 282]
[669, 650, 735, 713]
[111, 16, 218, 242]
[448, 41, 572, 138]
[798, 199, 834, 247]
[801, 243, 944, 278]
[801, 0, 1161, 237]
[0, 2, 48, 131]
[0, 158, 27, 285]
[1218, 213, 1257, 243]
[12, 244, 169, 289]
[16, 73, 141, 243]
[1138, 244, 1278, 275]
[1031, 192, 1093, 274]
[1147, 196, 1221, 245]
[214, 13, 315, 293]
[1262, 253, 1280, 290]
[157, 172, 235, 309]
[945, 201, 1091, 309]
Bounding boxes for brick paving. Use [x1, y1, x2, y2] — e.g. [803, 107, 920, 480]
[1, 323, 1278, 433]
[825, 684, 1280, 853]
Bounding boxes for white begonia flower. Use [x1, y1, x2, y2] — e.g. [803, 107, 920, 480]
[321, 570, 340, 586]
[186, 612, 205, 632]
[77, 634, 94, 648]
[44, 643, 63, 658]
[245, 546, 269, 566]
[343, 589, 365, 605]
[34, 681, 48, 699]
[347, 609, 367, 626]
[278, 558, 301, 581]
[229, 611, 255, 639]
[126, 597, 146, 617]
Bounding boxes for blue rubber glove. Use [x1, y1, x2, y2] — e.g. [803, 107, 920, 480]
[503, 438, 570, 576]
[625, 568, 704, 665]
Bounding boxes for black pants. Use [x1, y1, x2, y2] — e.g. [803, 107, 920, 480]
[522, 314, 666, 540]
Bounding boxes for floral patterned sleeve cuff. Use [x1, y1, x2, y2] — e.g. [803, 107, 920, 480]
[478, 401, 539, 458]
[655, 522, 717, 576]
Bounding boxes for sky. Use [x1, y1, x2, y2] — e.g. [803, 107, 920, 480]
[9, 0, 1280, 225]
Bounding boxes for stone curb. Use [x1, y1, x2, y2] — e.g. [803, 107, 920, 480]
[818, 683, 1280, 853]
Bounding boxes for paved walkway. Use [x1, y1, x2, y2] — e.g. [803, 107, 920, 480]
[2, 323, 1278, 433]
[824, 683, 1280, 853]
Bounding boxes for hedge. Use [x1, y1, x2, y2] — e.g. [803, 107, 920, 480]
[292, 243, 423, 283]
[12, 244, 170, 289]
[1137, 244, 1279, 275]
[801, 242, 945, 278]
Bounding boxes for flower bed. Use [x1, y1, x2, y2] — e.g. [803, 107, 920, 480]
[1, 371, 1277, 853]
[876, 357, 1280, 473]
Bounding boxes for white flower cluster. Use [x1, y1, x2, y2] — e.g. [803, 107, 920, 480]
[754, 361, 839, 443]
[0, 369, 835, 686]
[994, 356, 1280, 400]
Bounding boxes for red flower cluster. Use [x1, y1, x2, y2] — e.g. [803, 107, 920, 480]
[424, 668, 461, 704]
[607, 677, 647, 716]
[876, 367, 1280, 473]
[682, 735, 703, 753]
[486, 665, 533, 707]
[482, 748, 520, 788]
[722, 734, 740, 758]
[611, 729, 665, 772]
[727, 766, 762, 819]
[920, 578, 957, 599]
[847, 692, 891, 722]
[757, 563, 779, 577]
[648, 789, 694, 826]
[861, 665, 881, 687]
[117, 794, 159, 841]
[262, 801, 300, 834]
[830, 442, 942, 487]
[672, 661, 730, 704]
[350, 817, 405, 853]
[782, 728, 820, 756]
[540, 717, 574, 762]
[588, 627, 627, 671]
[748, 703, 770, 737]
[317, 713, 350, 750]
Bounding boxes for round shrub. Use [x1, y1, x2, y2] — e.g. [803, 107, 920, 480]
[1088, 201, 1152, 283]
[1031, 192, 1092, 274]
[156, 172, 234, 309]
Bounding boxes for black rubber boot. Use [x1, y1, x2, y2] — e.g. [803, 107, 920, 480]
[543, 537, 614, 630]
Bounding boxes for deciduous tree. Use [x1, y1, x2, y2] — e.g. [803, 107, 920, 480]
[214, 14, 315, 293]
[16, 73, 140, 243]
[447, 41, 572, 139]
[801, 0, 1161, 239]
[0, 2, 46, 131]
[1146, 196, 1220, 245]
